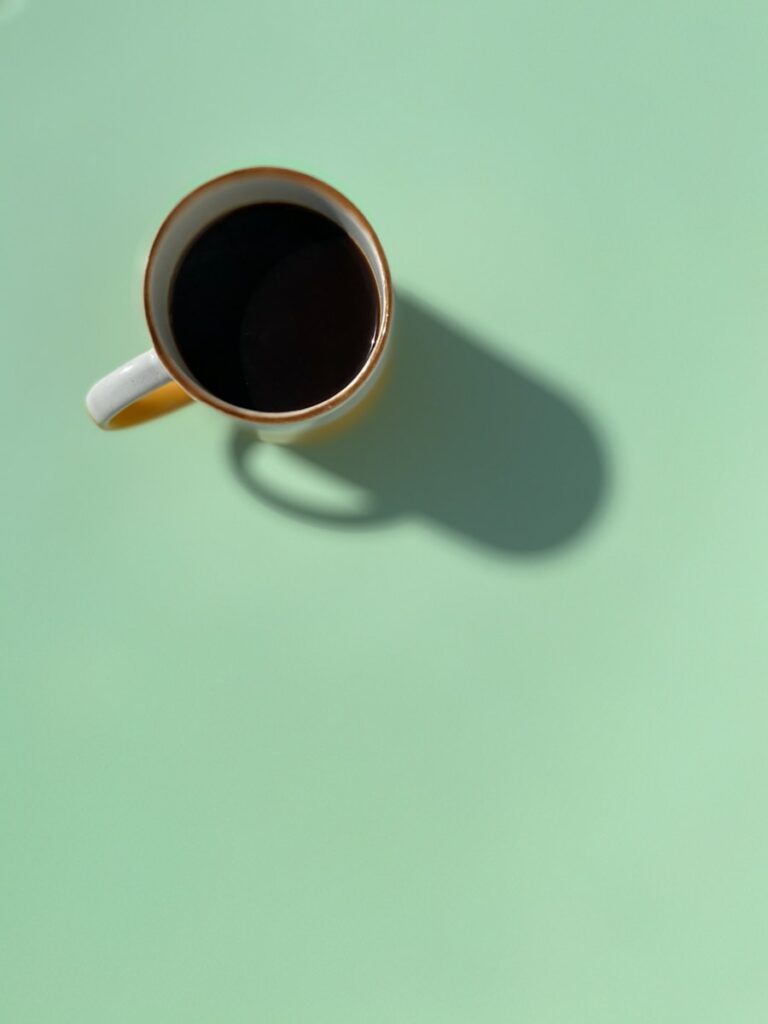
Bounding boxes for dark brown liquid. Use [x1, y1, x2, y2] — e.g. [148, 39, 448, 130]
[170, 203, 379, 412]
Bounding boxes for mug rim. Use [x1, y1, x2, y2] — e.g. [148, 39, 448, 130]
[143, 167, 393, 425]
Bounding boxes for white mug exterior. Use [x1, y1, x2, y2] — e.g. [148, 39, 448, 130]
[85, 169, 393, 440]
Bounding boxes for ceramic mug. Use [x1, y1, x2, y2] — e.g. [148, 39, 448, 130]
[85, 168, 393, 441]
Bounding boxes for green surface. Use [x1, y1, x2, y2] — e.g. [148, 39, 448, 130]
[2, 2, 768, 1021]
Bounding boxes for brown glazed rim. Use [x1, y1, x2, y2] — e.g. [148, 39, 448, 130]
[143, 167, 393, 424]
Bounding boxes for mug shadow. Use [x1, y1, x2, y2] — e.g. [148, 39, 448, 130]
[228, 293, 610, 555]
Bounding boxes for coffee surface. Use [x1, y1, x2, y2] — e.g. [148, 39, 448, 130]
[170, 202, 379, 412]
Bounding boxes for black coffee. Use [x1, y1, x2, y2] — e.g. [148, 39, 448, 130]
[170, 203, 379, 412]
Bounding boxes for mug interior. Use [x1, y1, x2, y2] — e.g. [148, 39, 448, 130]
[144, 168, 391, 422]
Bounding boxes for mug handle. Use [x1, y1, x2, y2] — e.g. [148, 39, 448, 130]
[86, 350, 177, 428]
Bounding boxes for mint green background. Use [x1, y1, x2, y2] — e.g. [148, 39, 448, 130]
[3, 1, 768, 1021]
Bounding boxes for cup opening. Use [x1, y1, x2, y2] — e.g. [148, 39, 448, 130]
[144, 168, 392, 424]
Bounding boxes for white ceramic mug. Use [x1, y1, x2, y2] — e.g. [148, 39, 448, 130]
[85, 168, 393, 442]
